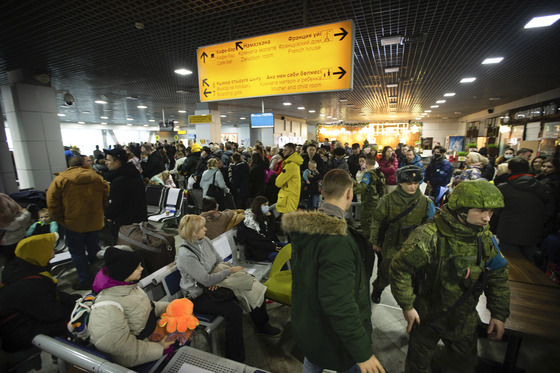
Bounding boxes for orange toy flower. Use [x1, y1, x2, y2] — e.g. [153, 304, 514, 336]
[158, 298, 199, 333]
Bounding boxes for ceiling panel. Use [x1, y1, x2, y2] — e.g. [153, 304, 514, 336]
[0, 0, 559, 127]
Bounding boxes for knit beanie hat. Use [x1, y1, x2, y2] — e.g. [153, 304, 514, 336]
[396, 165, 424, 183]
[104, 246, 142, 282]
[15, 233, 58, 267]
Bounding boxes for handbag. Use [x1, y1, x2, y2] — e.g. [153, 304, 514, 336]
[207, 171, 225, 199]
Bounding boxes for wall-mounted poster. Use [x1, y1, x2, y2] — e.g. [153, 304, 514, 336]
[542, 122, 560, 139]
[221, 133, 238, 143]
[448, 136, 464, 152]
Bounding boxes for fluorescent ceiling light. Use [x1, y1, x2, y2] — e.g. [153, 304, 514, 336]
[326, 116, 332, 119]
[240, 117, 246, 120]
[387, 83, 398, 88]
[385, 67, 400, 73]
[489, 97, 501, 101]
[309, 110, 316, 113]
[57, 113, 66, 117]
[416, 118, 422, 120]
[297, 107, 305, 110]
[320, 113, 326, 116]
[339, 98, 348, 102]
[78, 121, 85, 124]
[524, 14, 560, 28]
[143, 124, 149, 127]
[460, 77, 476, 83]
[95, 100, 107, 104]
[137, 105, 148, 109]
[380, 35, 403, 46]
[436, 100, 446, 104]
[424, 110, 432, 113]
[126, 118, 134, 121]
[332, 118, 337, 120]
[220, 115, 227, 118]
[444, 92, 456, 97]
[100, 116, 108, 119]
[101, 122, 107, 125]
[149, 119, 155, 122]
[126, 123, 132, 126]
[482, 57, 504, 64]
[174, 68, 193, 75]
[431, 105, 439, 108]
[178, 110, 186, 113]
[283, 102, 292, 106]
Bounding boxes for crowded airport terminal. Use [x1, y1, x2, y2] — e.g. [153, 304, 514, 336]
[1, 1, 560, 372]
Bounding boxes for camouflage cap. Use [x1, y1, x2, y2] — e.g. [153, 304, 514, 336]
[447, 180, 504, 211]
[396, 165, 424, 183]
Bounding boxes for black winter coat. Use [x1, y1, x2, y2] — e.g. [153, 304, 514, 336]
[105, 162, 148, 227]
[300, 153, 326, 175]
[249, 161, 266, 198]
[237, 215, 279, 261]
[182, 151, 201, 177]
[0, 259, 79, 352]
[231, 162, 250, 200]
[143, 151, 165, 179]
[494, 174, 553, 245]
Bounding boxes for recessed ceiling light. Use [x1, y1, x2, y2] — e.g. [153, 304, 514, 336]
[460, 77, 476, 83]
[385, 67, 400, 73]
[387, 83, 398, 88]
[444, 92, 456, 97]
[297, 107, 305, 110]
[436, 100, 446, 104]
[95, 100, 107, 105]
[380, 35, 403, 46]
[326, 116, 332, 118]
[174, 68, 193, 75]
[143, 124, 149, 127]
[137, 105, 148, 109]
[100, 116, 108, 119]
[339, 98, 348, 102]
[127, 123, 132, 126]
[220, 115, 227, 118]
[416, 118, 422, 120]
[240, 117, 246, 120]
[424, 110, 432, 113]
[482, 57, 504, 64]
[524, 14, 560, 28]
[454, 111, 462, 115]
[489, 97, 501, 101]
[101, 122, 107, 125]
[431, 105, 439, 108]
[332, 118, 337, 120]
[78, 121, 85, 124]
[149, 119, 155, 122]
[283, 102, 292, 106]
[178, 110, 186, 113]
[309, 110, 316, 113]
[57, 113, 66, 117]
[320, 113, 326, 116]
[126, 118, 134, 121]
[347, 104, 355, 107]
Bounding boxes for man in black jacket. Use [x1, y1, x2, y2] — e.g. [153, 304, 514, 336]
[141, 144, 165, 179]
[105, 148, 148, 230]
[347, 143, 363, 179]
[493, 156, 553, 262]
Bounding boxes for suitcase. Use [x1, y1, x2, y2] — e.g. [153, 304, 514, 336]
[117, 222, 176, 275]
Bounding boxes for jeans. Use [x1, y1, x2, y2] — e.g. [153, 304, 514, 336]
[65, 229, 101, 284]
[303, 357, 361, 373]
[306, 194, 321, 210]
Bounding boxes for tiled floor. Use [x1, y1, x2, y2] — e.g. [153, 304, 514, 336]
[13, 226, 559, 373]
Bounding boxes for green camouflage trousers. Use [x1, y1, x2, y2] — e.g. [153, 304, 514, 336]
[372, 249, 397, 292]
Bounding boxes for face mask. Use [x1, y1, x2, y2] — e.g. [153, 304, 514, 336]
[261, 205, 269, 214]
[433, 153, 442, 159]
[504, 154, 513, 159]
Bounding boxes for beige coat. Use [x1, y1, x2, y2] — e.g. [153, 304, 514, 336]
[88, 284, 169, 367]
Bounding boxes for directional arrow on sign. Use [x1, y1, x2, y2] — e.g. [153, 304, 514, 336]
[202, 78, 209, 87]
[333, 66, 346, 79]
[203, 88, 212, 97]
[334, 28, 348, 41]
[201, 51, 208, 63]
[236, 41, 244, 51]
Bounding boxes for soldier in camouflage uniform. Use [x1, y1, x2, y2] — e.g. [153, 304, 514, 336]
[390, 180, 510, 372]
[370, 165, 435, 303]
[354, 155, 385, 241]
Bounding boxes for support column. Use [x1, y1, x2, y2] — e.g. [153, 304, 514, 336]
[0, 105, 18, 193]
[194, 103, 221, 144]
[1, 70, 67, 191]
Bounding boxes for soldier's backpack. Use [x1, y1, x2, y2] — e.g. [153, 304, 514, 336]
[178, 160, 190, 176]
[67, 292, 123, 343]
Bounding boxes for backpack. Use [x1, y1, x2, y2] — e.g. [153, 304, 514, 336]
[178, 160, 189, 176]
[67, 292, 123, 343]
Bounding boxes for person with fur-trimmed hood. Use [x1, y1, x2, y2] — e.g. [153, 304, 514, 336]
[282, 169, 385, 373]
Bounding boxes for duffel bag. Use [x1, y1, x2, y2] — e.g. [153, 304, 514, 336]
[117, 222, 175, 275]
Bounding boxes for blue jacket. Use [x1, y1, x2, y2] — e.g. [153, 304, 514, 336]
[400, 154, 424, 184]
[424, 157, 454, 188]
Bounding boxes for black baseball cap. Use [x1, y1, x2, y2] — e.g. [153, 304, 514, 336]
[104, 148, 129, 164]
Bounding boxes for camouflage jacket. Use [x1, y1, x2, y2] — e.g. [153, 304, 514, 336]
[390, 206, 510, 323]
[353, 169, 385, 207]
[369, 187, 435, 252]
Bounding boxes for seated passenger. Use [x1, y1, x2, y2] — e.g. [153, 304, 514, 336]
[176, 215, 281, 363]
[25, 208, 58, 237]
[237, 196, 284, 262]
[150, 170, 175, 188]
[199, 198, 243, 240]
[88, 246, 172, 367]
[0, 193, 32, 263]
[0, 233, 79, 352]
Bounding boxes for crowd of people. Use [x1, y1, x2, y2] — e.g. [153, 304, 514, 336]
[1, 136, 559, 372]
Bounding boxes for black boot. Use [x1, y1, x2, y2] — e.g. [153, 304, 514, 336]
[371, 289, 382, 304]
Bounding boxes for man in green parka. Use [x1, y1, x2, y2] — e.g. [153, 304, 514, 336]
[370, 165, 435, 303]
[354, 155, 385, 241]
[282, 169, 385, 373]
[390, 180, 510, 372]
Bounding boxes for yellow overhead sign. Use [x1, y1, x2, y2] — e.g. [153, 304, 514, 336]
[188, 114, 213, 124]
[198, 20, 354, 102]
[177, 130, 187, 135]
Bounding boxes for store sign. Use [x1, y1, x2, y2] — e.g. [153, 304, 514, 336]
[198, 20, 354, 101]
[188, 115, 213, 124]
